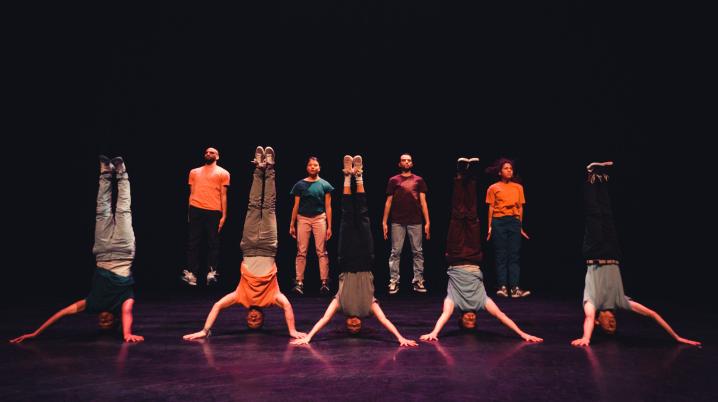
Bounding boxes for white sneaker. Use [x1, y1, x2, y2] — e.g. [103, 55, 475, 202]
[206, 267, 219, 285]
[388, 280, 399, 295]
[182, 270, 197, 286]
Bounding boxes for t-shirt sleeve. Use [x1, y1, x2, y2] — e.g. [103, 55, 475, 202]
[290, 181, 303, 196]
[222, 171, 230, 187]
[386, 178, 397, 195]
[519, 184, 525, 204]
[418, 177, 428, 193]
[324, 180, 334, 193]
[188, 170, 195, 186]
[485, 185, 495, 204]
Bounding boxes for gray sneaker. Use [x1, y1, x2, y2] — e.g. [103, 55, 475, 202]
[388, 280, 399, 295]
[413, 280, 427, 293]
[253, 146, 266, 167]
[99, 155, 113, 175]
[264, 146, 275, 167]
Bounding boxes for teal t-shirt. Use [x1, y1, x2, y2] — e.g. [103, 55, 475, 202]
[290, 178, 334, 217]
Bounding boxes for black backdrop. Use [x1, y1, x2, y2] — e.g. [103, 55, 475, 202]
[5, 2, 708, 306]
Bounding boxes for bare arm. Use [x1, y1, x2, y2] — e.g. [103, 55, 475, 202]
[419, 192, 430, 239]
[420, 298, 455, 341]
[183, 292, 237, 340]
[382, 195, 393, 240]
[325, 193, 333, 240]
[291, 298, 340, 345]
[571, 301, 596, 346]
[121, 299, 144, 343]
[218, 186, 228, 232]
[629, 301, 701, 346]
[275, 292, 306, 339]
[289, 196, 300, 238]
[10, 300, 86, 343]
[372, 303, 418, 347]
[485, 299, 543, 342]
[486, 205, 494, 240]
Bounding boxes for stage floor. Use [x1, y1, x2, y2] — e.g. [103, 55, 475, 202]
[2, 294, 715, 401]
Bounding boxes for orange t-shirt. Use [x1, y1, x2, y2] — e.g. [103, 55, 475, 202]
[485, 181, 525, 218]
[235, 265, 280, 308]
[188, 164, 230, 211]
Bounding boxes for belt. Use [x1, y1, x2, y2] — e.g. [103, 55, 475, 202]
[586, 259, 620, 265]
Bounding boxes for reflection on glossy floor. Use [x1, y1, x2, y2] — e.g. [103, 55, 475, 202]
[2, 295, 715, 401]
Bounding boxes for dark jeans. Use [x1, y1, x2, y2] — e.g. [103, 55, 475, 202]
[492, 216, 521, 288]
[337, 193, 374, 272]
[582, 180, 621, 260]
[446, 176, 483, 266]
[187, 205, 222, 275]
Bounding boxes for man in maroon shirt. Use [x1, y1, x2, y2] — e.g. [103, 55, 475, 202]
[382, 153, 431, 294]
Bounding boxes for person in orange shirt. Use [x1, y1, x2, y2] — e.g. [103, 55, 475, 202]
[485, 158, 531, 298]
[183, 147, 306, 340]
[182, 147, 230, 286]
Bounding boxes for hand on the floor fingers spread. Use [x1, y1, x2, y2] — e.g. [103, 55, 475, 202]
[124, 334, 144, 343]
[571, 337, 590, 347]
[290, 331, 307, 339]
[183, 331, 207, 341]
[399, 338, 418, 347]
[420, 333, 438, 342]
[9, 333, 36, 344]
[676, 337, 701, 347]
[291, 336, 311, 345]
[522, 334, 543, 343]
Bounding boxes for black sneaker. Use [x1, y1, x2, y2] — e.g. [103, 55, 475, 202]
[496, 286, 509, 297]
[510, 286, 531, 298]
[99, 155, 113, 175]
[413, 280, 427, 293]
[292, 281, 304, 295]
[320, 280, 331, 295]
[111, 157, 126, 175]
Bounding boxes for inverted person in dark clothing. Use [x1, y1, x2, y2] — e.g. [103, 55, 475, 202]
[292, 155, 417, 347]
[421, 158, 542, 343]
[572, 162, 700, 347]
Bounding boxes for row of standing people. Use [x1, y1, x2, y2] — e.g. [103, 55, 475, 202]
[9, 150, 700, 349]
[180, 147, 532, 300]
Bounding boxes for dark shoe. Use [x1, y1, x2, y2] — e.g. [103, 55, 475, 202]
[510, 286, 531, 298]
[496, 286, 509, 297]
[412, 280, 427, 293]
[292, 280, 304, 295]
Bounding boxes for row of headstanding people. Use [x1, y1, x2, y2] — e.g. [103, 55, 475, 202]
[180, 146, 531, 300]
[9, 150, 700, 348]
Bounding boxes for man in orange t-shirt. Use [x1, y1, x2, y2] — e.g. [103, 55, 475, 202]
[182, 147, 230, 286]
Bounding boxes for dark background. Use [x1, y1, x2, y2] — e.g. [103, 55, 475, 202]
[5, 2, 708, 306]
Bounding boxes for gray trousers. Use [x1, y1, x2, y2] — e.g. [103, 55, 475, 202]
[240, 168, 277, 257]
[93, 173, 135, 262]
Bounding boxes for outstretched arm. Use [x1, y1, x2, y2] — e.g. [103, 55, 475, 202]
[121, 299, 144, 343]
[291, 298, 340, 345]
[629, 300, 701, 346]
[421, 298, 455, 341]
[183, 292, 237, 340]
[372, 302, 418, 347]
[485, 299, 543, 342]
[10, 299, 86, 343]
[572, 301, 596, 346]
[275, 292, 306, 339]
